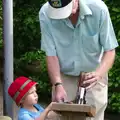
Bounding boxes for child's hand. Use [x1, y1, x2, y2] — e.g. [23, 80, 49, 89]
[47, 111, 58, 119]
[45, 102, 60, 120]
[47, 102, 56, 111]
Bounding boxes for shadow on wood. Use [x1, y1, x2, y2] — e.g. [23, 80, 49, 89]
[51, 103, 96, 120]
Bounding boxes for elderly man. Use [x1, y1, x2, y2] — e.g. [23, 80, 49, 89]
[39, 0, 118, 120]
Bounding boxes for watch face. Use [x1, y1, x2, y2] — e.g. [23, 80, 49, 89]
[55, 82, 62, 86]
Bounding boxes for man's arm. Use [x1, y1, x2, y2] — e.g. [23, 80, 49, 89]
[46, 56, 67, 102]
[83, 50, 116, 88]
[83, 5, 118, 88]
[39, 11, 67, 102]
[46, 56, 62, 85]
[96, 49, 115, 77]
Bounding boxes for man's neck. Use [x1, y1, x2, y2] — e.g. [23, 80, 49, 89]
[69, 10, 79, 27]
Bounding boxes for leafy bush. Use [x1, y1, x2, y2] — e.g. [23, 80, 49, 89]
[13, 0, 46, 58]
[108, 54, 120, 112]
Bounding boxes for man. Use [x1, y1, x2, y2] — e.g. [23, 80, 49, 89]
[39, 0, 118, 120]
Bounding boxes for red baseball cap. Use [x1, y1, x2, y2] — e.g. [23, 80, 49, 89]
[8, 76, 37, 105]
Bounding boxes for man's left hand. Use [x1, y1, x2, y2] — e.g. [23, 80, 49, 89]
[83, 72, 102, 89]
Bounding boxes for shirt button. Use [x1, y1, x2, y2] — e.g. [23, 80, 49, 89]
[81, 16, 85, 20]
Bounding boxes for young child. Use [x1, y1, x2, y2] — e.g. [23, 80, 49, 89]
[8, 76, 58, 120]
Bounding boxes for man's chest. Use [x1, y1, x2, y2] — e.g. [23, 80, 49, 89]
[50, 18, 101, 53]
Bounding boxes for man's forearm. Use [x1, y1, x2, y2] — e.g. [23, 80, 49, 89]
[46, 56, 62, 85]
[96, 49, 116, 77]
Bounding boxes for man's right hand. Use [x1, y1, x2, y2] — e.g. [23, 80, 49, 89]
[54, 84, 67, 102]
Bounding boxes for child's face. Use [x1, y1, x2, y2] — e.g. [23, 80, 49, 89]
[21, 86, 38, 106]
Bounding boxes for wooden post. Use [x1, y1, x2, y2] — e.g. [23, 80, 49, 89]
[51, 103, 96, 120]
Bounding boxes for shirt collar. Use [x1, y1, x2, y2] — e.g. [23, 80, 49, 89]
[79, 0, 92, 18]
[61, 0, 92, 28]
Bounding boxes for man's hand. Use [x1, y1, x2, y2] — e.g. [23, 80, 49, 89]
[83, 72, 102, 89]
[55, 85, 67, 102]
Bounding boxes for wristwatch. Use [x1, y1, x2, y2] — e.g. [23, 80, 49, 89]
[54, 82, 62, 87]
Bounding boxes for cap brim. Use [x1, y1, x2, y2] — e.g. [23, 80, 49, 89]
[47, 1, 73, 19]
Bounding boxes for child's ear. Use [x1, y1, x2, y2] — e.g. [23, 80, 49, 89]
[19, 100, 24, 107]
[20, 98, 24, 105]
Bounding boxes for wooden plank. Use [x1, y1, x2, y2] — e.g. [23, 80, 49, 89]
[51, 103, 96, 117]
[60, 112, 86, 120]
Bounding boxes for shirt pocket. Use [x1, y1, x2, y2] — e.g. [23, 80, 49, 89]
[82, 33, 101, 53]
[56, 36, 74, 47]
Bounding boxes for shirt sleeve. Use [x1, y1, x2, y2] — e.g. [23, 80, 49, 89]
[99, 8, 119, 51]
[18, 114, 34, 120]
[39, 11, 57, 56]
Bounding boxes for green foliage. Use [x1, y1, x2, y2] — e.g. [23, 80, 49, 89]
[108, 54, 120, 112]
[14, 50, 46, 76]
[13, 0, 46, 58]
[108, 92, 120, 113]
[109, 55, 120, 89]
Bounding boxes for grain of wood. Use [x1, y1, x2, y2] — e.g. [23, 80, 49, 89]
[51, 103, 96, 117]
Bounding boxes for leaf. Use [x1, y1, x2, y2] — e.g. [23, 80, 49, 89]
[118, 31, 120, 37]
[112, 8, 120, 12]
